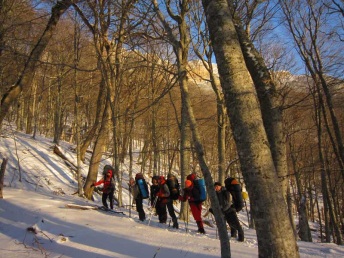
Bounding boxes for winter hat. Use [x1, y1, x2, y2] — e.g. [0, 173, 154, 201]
[185, 180, 192, 188]
[214, 182, 221, 187]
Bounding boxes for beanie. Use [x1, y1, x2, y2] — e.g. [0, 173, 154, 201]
[214, 182, 221, 187]
[185, 180, 192, 188]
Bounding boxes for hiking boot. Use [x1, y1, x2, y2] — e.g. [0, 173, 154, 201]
[238, 233, 244, 242]
[231, 228, 237, 238]
[198, 228, 206, 234]
[173, 222, 179, 229]
[172, 218, 179, 229]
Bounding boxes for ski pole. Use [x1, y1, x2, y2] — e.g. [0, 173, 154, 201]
[129, 185, 132, 218]
[185, 203, 189, 233]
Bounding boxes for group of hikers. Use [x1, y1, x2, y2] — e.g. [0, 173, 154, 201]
[91, 165, 245, 241]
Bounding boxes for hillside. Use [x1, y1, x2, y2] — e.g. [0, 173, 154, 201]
[0, 130, 344, 257]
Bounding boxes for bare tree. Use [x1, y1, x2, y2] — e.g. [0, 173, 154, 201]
[280, 0, 344, 180]
[188, 1, 228, 184]
[201, 0, 299, 257]
[152, 1, 231, 257]
[0, 0, 79, 127]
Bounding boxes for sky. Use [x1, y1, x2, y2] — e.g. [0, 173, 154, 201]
[1, 130, 344, 257]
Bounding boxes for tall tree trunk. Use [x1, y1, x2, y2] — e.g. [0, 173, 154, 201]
[0, 158, 8, 199]
[0, 0, 78, 127]
[217, 103, 226, 183]
[289, 139, 312, 242]
[230, 4, 289, 200]
[179, 95, 192, 221]
[25, 79, 37, 135]
[79, 79, 106, 162]
[202, 1, 299, 257]
[53, 75, 62, 144]
[83, 99, 110, 199]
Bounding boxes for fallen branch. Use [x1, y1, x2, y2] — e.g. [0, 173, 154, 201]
[65, 203, 98, 210]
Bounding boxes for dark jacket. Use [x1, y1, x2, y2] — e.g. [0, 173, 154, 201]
[150, 184, 160, 202]
[180, 184, 201, 203]
[215, 187, 231, 212]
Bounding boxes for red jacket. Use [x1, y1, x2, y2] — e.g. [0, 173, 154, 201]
[94, 171, 115, 194]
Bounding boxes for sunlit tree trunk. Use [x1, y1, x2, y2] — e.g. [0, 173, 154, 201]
[202, 0, 299, 257]
[230, 3, 289, 201]
[84, 98, 110, 199]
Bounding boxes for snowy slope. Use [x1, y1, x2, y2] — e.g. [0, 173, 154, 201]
[0, 130, 343, 257]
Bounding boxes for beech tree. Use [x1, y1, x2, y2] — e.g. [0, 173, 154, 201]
[201, 0, 299, 257]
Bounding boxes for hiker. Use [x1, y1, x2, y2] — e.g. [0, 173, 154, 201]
[91, 168, 116, 210]
[211, 182, 244, 241]
[155, 176, 170, 224]
[179, 177, 205, 234]
[150, 175, 160, 207]
[166, 173, 179, 229]
[129, 177, 146, 221]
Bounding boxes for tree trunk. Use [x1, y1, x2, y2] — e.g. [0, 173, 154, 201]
[0, 158, 8, 199]
[290, 140, 312, 242]
[83, 99, 110, 199]
[179, 93, 192, 221]
[25, 79, 37, 135]
[217, 103, 226, 184]
[230, 5, 289, 201]
[79, 80, 106, 162]
[202, 1, 299, 257]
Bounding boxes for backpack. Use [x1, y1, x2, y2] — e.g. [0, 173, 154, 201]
[224, 177, 244, 212]
[187, 173, 207, 202]
[193, 178, 207, 202]
[166, 175, 180, 200]
[135, 173, 149, 199]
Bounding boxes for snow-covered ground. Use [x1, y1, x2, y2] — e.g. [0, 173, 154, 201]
[0, 130, 343, 257]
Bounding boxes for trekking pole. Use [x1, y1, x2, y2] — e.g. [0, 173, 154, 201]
[148, 196, 158, 226]
[213, 214, 218, 239]
[129, 185, 132, 218]
[185, 204, 189, 233]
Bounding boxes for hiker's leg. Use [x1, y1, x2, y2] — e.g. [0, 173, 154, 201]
[102, 193, 109, 208]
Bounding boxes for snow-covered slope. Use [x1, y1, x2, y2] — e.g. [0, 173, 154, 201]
[0, 131, 343, 257]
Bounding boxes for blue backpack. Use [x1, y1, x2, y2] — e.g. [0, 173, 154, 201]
[193, 178, 207, 202]
[135, 173, 149, 199]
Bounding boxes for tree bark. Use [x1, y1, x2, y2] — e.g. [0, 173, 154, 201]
[83, 98, 110, 199]
[230, 11, 289, 200]
[202, 0, 299, 257]
[0, 158, 8, 199]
